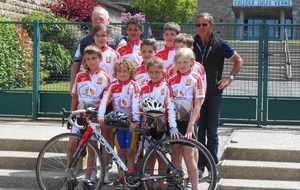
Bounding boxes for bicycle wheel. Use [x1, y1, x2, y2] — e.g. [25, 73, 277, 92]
[36, 133, 104, 190]
[141, 136, 217, 190]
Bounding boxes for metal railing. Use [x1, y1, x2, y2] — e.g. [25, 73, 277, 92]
[284, 28, 292, 79]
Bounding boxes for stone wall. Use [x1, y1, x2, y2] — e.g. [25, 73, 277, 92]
[0, 0, 50, 18]
[0, 0, 124, 22]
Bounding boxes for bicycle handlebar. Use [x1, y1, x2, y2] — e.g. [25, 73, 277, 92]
[61, 108, 151, 134]
[61, 108, 98, 130]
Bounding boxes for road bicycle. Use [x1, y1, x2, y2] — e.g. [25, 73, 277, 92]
[36, 107, 217, 190]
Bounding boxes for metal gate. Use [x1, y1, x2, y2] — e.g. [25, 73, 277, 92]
[1, 21, 300, 126]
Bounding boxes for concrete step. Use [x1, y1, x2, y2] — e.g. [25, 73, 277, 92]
[224, 147, 300, 162]
[0, 151, 38, 170]
[220, 160, 300, 181]
[217, 179, 300, 190]
[0, 139, 46, 152]
[0, 169, 38, 189]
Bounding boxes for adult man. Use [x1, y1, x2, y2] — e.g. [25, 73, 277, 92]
[193, 12, 243, 177]
[70, 6, 124, 93]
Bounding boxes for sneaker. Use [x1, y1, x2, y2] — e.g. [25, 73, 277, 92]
[90, 168, 97, 182]
[104, 172, 110, 184]
[66, 178, 78, 190]
[207, 171, 211, 183]
[198, 169, 204, 179]
[166, 183, 179, 190]
[113, 177, 124, 186]
[83, 178, 95, 190]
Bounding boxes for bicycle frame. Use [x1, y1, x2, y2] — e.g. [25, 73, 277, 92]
[65, 108, 181, 182]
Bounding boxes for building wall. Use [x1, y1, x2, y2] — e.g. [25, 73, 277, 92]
[197, 0, 235, 23]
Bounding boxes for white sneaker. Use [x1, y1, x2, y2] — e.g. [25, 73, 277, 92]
[104, 172, 110, 184]
[90, 168, 97, 182]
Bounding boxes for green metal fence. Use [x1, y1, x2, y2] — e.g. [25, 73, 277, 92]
[1, 21, 300, 126]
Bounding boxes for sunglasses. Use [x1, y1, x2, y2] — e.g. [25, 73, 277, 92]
[196, 23, 209, 28]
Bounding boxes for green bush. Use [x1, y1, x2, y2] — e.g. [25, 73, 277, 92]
[20, 11, 82, 55]
[40, 42, 72, 82]
[0, 17, 22, 89]
[0, 17, 50, 89]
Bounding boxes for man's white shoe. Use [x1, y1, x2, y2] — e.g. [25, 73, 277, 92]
[104, 172, 110, 184]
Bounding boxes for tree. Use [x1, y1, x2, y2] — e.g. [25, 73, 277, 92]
[49, 0, 103, 22]
[132, 0, 198, 23]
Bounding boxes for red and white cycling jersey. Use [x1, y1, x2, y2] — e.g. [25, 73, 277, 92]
[135, 62, 150, 86]
[72, 68, 110, 106]
[168, 70, 205, 121]
[99, 45, 121, 80]
[155, 46, 175, 69]
[79, 45, 120, 80]
[167, 61, 207, 94]
[116, 39, 142, 66]
[98, 79, 140, 122]
[140, 79, 176, 129]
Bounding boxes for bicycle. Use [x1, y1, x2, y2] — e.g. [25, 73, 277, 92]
[36, 107, 217, 190]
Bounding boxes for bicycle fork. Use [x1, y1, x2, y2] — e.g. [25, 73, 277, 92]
[67, 125, 93, 173]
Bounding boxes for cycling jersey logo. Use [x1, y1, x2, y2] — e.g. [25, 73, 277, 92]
[106, 56, 111, 63]
[161, 88, 165, 95]
[174, 90, 185, 97]
[116, 97, 130, 107]
[82, 86, 97, 96]
[186, 79, 191, 86]
[97, 78, 103, 85]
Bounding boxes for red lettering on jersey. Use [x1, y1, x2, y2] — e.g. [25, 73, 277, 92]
[111, 84, 122, 93]
[136, 64, 146, 75]
[168, 75, 181, 85]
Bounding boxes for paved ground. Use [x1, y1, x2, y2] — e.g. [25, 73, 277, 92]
[0, 118, 234, 189]
[2, 118, 299, 189]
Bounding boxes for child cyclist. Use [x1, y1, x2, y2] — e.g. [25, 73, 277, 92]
[117, 16, 144, 66]
[156, 22, 181, 69]
[92, 23, 121, 80]
[167, 33, 207, 92]
[92, 23, 121, 183]
[135, 38, 157, 86]
[139, 57, 179, 190]
[68, 45, 110, 190]
[98, 58, 140, 185]
[168, 48, 205, 190]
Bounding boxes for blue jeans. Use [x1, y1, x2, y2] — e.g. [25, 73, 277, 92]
[197, 94, 222, 171]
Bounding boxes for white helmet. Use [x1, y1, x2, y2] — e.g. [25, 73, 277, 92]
[143, 97, 165, 113]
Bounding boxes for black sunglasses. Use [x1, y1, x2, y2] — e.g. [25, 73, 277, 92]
[196, 23, 209, 27]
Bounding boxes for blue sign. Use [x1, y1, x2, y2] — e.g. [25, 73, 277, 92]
[233, 0, 292, 6]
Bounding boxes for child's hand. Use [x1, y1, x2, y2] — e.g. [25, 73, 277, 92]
[130, 122, 139, 132]
[185, 122, 195, 139]
[170, 127, 180, 139]
[98, 118, 105, 128]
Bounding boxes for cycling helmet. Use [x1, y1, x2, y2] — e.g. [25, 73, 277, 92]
[104, 111, 130, 130]
[143, 97, 165, 113]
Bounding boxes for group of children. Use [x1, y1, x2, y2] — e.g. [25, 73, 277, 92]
[70, 16, 206, 190]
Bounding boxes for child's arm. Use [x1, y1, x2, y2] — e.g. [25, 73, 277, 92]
[70, 94, 78, 111]
[166, 86, 179, 139]
[70, 75, 79, 111]
[186, 98, 204, 139]
[98, 84, 112, 126]
[130, 82, 140, 131]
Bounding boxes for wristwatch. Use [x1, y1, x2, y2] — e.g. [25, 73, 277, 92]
[229, 74, 235, 80]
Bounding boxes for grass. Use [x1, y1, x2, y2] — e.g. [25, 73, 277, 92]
[13, 81, 70, 91]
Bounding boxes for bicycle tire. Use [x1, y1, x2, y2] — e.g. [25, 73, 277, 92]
[36, 133, 104, 190]
[141, 136, 217, 190]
